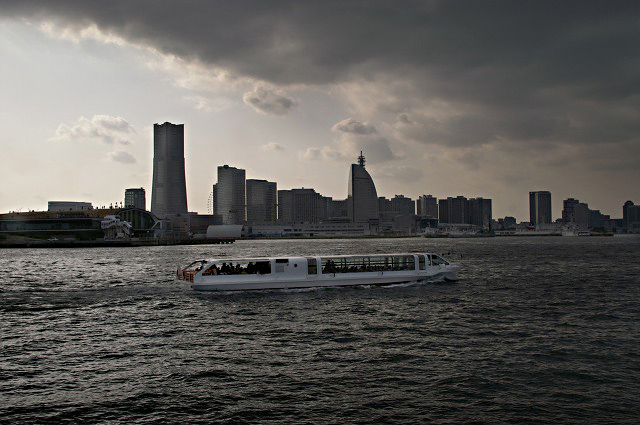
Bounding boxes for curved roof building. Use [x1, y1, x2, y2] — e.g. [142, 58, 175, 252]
[348, 152, 379, 223]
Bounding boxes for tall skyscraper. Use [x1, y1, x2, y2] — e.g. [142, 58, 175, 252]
[214, 165, 246, 225]
[151, 122, 188, 218]
[529, 191, 552, 226]
[124, 188, 146, 210]
[348, 152, 379, 223]
[246, 179, 277, 224]
[417, 195, 438, 219]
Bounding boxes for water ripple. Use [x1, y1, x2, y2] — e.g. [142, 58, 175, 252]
[1, 237, 640, 423]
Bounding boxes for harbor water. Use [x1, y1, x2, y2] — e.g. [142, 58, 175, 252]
[1, 237, 639, 423]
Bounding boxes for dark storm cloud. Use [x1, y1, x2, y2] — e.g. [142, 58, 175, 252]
[3, 0, 640, 149]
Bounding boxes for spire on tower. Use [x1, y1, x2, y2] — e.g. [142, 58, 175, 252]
[357, 151, 366, 167]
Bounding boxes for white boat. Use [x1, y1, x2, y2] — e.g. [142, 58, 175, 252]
[177, 253, 459, 291]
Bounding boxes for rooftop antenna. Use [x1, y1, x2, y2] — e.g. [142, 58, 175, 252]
[357, 151, 365, 167]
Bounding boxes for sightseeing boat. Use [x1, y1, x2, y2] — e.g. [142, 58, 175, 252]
[177, 253, 459, 291]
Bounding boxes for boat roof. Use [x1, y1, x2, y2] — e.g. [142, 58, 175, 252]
[192, 253, 445, 263]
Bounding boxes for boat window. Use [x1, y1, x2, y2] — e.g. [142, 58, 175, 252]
[184, 260, 207, 272]
[419, 255, 426, 270]
[275, 258, 289, 263]
[307, 258, 317, 275]
[321, 255, 415, 273]
[203, 261, 271, 276]
[431, 256, 449, 266]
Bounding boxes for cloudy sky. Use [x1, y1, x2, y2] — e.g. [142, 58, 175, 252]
[1, 1, 639, 220]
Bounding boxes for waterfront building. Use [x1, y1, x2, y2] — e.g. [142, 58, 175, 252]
[316, 195, 332, 222]
[246, 179, 277, 224]
[248, 221, 375, 238]
[151, 122, 188, 218]
[562, 198, 580, 224]
[438, 196, 470, 225]
[495, 216, 517, 230]
[376, 195, 417, 234]
[438, 196, 472, 226]
[417, 195, 438, 219]
[468, 197, 492, 229]
[348, 152, 379, 223]
[378, 197, 392, 214]
[438, 198, 449, 224]
[529, 191, 552, 226]
[450, 196, 468, 224]
[214, 165, 246, 225]
[391, 195, 415, 217]
[563, 197, 611, 230]
[48, 201, 92, 212]
[377, 197, 394, 227]
[278, 188, 323, 224]
[623, 201, 640, 233]
[124, 188, 146, 210]
[329, 199, 349, 219]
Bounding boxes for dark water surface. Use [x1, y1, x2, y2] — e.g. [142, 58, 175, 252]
[1, 237, 639, 424]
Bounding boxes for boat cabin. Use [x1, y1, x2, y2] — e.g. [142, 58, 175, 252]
[179, 254, 451, 282]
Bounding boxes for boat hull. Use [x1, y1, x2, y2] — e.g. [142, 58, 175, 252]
[191, 268, 458, 291]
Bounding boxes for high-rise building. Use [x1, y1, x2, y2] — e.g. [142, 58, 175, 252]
[563, 197, 610, 230]
[438, 198, 450, 224]
[151, 122, 188, 218]
[278, 188, 323, 224]
[317, 195, 332, 222]
[246, 179, 277, 224]
[348, 152, 379, 223]
[529, 191, 552, 226]
[438, 196, 469, 224]
[124, 188, 146, 210]
[214, 165, 246, 225]
[562, 198, 580, 224]
[468, 197, 492, 229]
[417, 195, 438, 219]
[391, 195, 415, 217]
[623, 201, 640, 233]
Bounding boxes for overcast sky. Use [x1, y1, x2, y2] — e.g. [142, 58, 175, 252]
[1, 1, 639, 220]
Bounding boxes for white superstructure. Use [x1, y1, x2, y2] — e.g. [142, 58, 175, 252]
[177, 253, 459, 291]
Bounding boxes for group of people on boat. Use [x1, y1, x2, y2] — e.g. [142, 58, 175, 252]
[321, 259, 414, 274]
[201, 261, 270, 276]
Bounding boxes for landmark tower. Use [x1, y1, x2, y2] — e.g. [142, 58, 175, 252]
[348, 152, 379, 223]
[151, 122, 188, 218]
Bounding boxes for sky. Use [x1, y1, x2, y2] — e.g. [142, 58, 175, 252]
[1, 1, 639, 220]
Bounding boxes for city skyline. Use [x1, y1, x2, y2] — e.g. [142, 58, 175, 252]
[1, 2, 639, 220]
